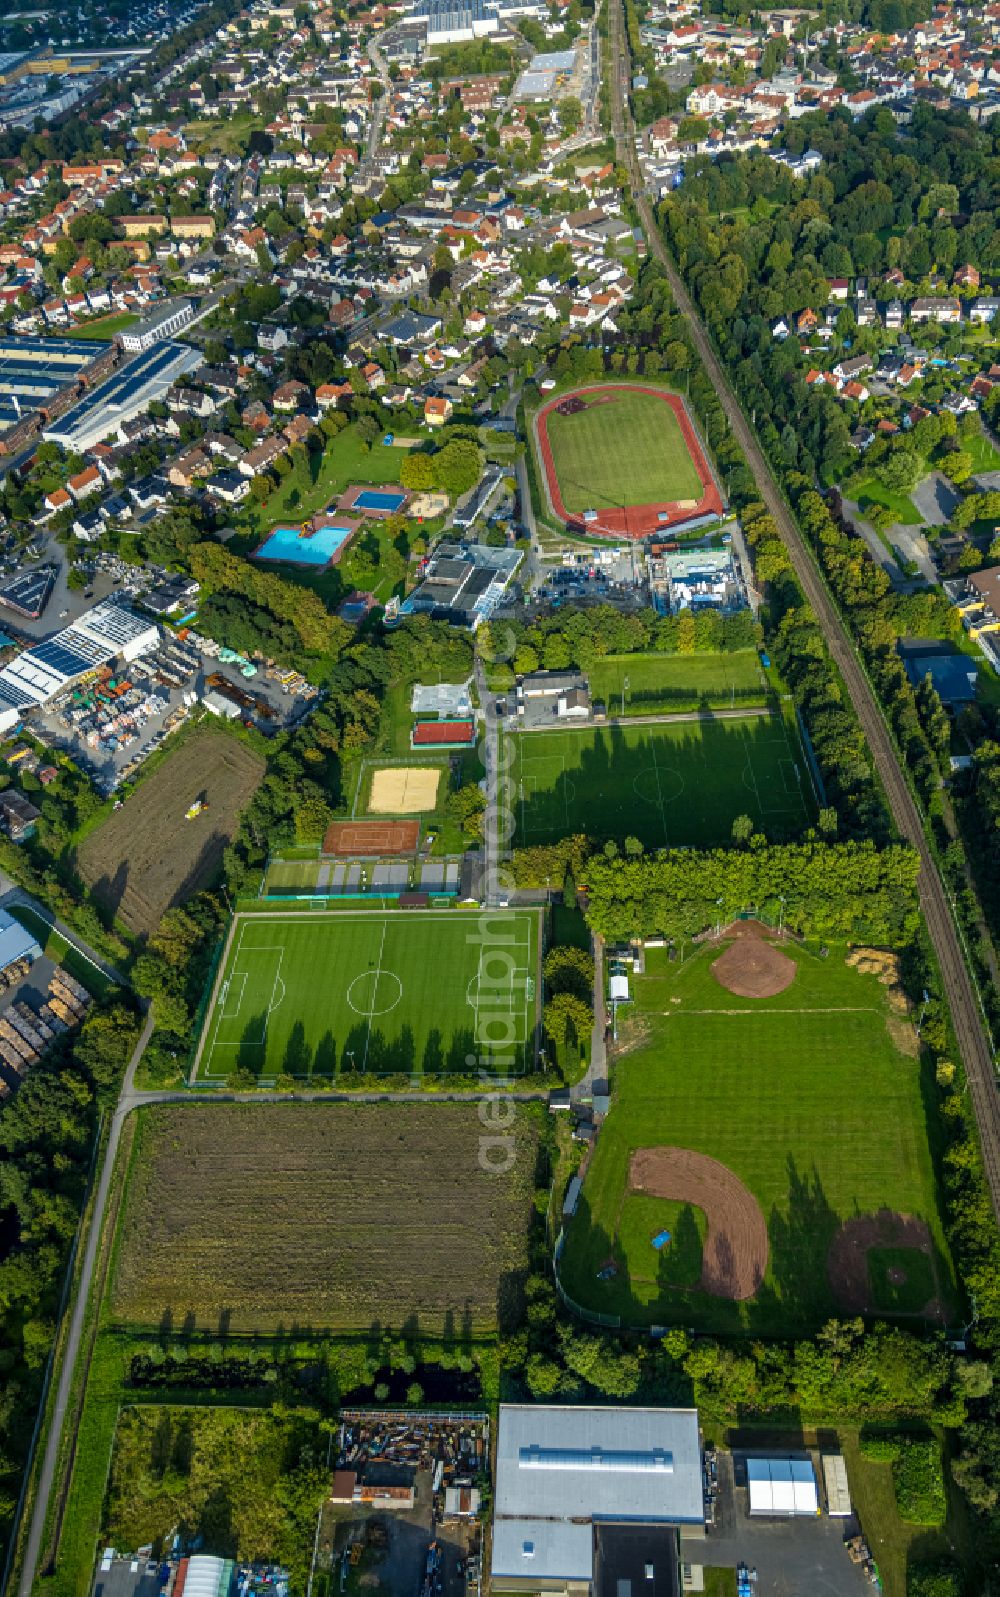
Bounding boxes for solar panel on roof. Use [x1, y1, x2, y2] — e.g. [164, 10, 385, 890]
[30, 640, 97, 677]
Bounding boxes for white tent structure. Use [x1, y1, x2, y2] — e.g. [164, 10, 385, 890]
[746, 1457, 818, 1517]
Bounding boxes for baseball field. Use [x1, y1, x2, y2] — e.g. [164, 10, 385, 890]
[505, 708, 815, 849]
[558, 936, 957, 1333]
[194, 908, 540, 1082]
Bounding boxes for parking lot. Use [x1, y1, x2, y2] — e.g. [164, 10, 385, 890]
[688, 1450, 873, 1597]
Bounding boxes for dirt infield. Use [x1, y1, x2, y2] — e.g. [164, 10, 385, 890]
[536, 384, 724, 540]
[323, 817, 420, 857]
[76, 731, 264, 936]
[368, 766, 441, 815]
[711, 924, 797, 998]
[629, 1147, 768, 1300]
[827, 1211, 942, 1318]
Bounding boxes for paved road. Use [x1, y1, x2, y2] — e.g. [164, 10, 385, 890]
[608, 0, 1000, 1223]
[0, 879, 127, 990]
[15, 1002, 547, 1597]
[474, 655, 501, 904]
[16, 1007, 155, 1597]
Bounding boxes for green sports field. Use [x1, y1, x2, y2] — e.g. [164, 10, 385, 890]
[558, 942, 957, 1334]
[505, 710, 815, 848]
[543, 388, 703, 513]
[588, 650, 767, 715]
[195, 909, 540, 1082]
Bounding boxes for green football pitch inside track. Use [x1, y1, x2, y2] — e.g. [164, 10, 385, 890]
[505, 710, 816, 849]
[558, 941, 958, 1334]
[195, 910, 539, 1082]
[543, 387, 703, 513]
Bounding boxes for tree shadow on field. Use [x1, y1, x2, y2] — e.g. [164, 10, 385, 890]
[339, 1023, 369, 1075]
[422, 1028, 444, 1076]
[656, 1203, 703, 1291]
[447, 1025, 476, 1076]
[282, 1019, 312, 1077]
[172, 1415, 195, 1477]
[314, 1030, 337, 1079]
[758, 1155, 839, 1326]
[237, 1010, 268, 1076]
[150, 1413, 173, 1480]
[393, 1023, 416, 1075]
[197, 1483, 235, 1557]
[90, 859, 130, 923]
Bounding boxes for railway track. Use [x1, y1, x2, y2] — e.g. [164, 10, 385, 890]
[607, 0, 1000, 1223]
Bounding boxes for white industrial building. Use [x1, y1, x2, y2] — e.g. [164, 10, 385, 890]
[119, 297, 195, 352]
[491, 1404, 704, 1595]
[405, 0, 542, 40]
[746, 1456, 819, 1517]
[0, 601, 159, 733]
[43, 340, 202, 453]
[0, 910, 41, 975]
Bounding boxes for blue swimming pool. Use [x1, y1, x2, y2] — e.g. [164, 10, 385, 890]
[353, 488, 407, 512]
[256, 523, 354, 566]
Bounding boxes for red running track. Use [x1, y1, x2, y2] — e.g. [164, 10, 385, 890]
[536, 384, 724, 540]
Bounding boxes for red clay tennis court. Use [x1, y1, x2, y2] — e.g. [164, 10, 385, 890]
[323, 819, 420, 857]
[536, 384, 724, 540]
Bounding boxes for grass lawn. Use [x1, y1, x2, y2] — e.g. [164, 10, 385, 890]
[6, 901, 112, 998]
[588, 650, 767, 715]
[239, 424, 405, 536]
[104, 1406, 325, 1575]
[558, 941, 956, 1334]
[841, 1428, 974, 1597]
[852, 477, 922, 526]
[617, 1193, 707, 1289]
[544, 386, 703, 512]
[55, 313, 139, 341]
[505, 708, 815, 849]
[964, 423, 1000, 476]
[183, 113, 259, 154]
[194, 908, 539, 1083]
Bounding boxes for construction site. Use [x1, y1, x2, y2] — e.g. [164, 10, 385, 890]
[316, 1412, 487, 1597]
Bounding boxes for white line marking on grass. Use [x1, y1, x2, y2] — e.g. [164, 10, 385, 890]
[740, 725, 765, 819]
[362, 918, 389, 1074]
[268, 957, 286, 1017]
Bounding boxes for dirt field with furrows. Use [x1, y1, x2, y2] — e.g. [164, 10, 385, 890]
[76, 731, 264, 935]
[111, 1103, 539, 1334]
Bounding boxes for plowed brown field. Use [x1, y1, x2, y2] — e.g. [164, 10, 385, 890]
[111, 1102, 538, 1333]
[77, 730, 264, 935]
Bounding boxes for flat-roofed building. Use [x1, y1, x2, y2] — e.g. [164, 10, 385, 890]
[491, 1404, 704, 1596]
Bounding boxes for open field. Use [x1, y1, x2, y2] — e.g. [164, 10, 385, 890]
[558, 940, 957, 1333]
[505, 710, 815, 849]
[851, 477, 922, 526]
[542, 386, 703, 513]
[55, 313, 139, 341]
[76, 731, 264, 935]
[105, 1406, 326, 1574]
[965, 423, 1000, 476]
[238, 423, 403, 535]
[194, 908, 539, 1082]
[110, 1102, 539, 1332]
[587, 650, 767, 715]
